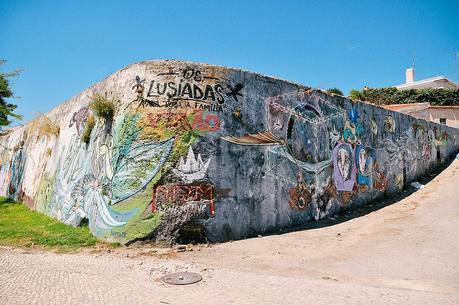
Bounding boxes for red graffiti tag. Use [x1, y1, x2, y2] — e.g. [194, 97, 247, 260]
[190, 111, 220, 132]
[152, 184, 215, 217]
[147, 110, 219, 132]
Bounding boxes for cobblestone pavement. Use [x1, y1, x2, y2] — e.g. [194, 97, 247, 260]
[1, 160, 458, 305]
[1, 246, 457, 305]
[0, 246, 214, 305]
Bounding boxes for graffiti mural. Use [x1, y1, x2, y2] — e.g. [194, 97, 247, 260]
[333, 142, 356, 192]
[288, 174, 312, 211]
[370, 119, 378, 136]
[355, 145, 373, 188]
[6, 140, 26, 199]
[436, 131, 449, 146]
[0, 65, 229, 242]
[147, 109, 220, 132]
[152, 184, 215, 219]
[219, 84, 457, 221]
[383, 131, 416, 168]
[43, 108, 181, 237]
[172, 146, 211, 183]
[131, 67, 244, 112]
[0, 60, 458, 243]
[384, 115, 396, 133]
[69, 106, 90, 135]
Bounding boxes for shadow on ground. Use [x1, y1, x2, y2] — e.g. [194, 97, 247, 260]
[257, 156, 456, 237]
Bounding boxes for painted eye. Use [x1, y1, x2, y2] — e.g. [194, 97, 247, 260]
[297, 197, 306, 209]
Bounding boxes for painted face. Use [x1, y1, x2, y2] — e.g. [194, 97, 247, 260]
[370, 120, 378, 135]
[337, 148, 350, 180]
[358, 148, 367, 174]
[385, 116, 395, 133]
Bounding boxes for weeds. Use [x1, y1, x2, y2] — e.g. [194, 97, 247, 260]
[89, 94, 116, 121]
[81, 114, 95, 144]
[30, 114, 60, 138]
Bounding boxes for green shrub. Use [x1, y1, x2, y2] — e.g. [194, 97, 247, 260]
[89, 94, 116, 121]
[348, 87, 459, 105]
[349, 89, 364, 101]
[81, 114, 95, 144]
[326, 88, 344, 96]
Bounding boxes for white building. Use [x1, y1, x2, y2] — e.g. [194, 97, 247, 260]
[385, 69, 459, 127]
[383, 103, 459, 128]
[395, 68, 458, 90]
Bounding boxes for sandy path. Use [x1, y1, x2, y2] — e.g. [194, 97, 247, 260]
[183, 160, 459, 295]
[1, 160, 458, 304]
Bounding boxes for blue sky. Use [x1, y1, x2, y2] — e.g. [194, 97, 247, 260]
[1, 0, 458, 124]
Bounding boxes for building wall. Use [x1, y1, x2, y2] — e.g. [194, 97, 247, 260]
[1, 60, 458, 243]
[393, 107, 459, 129]
[428, 108, 459, 128]
[396, 78, 458, 90]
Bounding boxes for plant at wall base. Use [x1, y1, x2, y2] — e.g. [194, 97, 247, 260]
[0, 60, 23, 131]
[81, 114, 95, 144]
[89, 94, 117, 121]
[327, 88, 344, 96]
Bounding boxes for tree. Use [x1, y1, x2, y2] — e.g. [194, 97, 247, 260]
[326, 88, 344, 96]
[347, 87, 459, 106]
[0, 60, 23, 130]
[349, 89, 364, 101]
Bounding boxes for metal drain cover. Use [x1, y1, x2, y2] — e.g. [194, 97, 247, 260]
[161, 272, 202, 285]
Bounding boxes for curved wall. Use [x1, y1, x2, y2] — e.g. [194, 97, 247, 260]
[1, 60, 458, 243]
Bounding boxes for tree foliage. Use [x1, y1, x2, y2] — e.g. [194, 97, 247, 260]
[348, 87, 459, 106]
[349, 89, 364, 101]
[326, 88, 344, 96]
[0, 60, 22, 129]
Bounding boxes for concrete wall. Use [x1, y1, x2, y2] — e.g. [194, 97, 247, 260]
[1, 60, 458, 244]
[428, 107, 459, 128]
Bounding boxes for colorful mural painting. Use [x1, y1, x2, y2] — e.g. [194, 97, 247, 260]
[0, 60, 458, 244]
[333, 142, 356, 192]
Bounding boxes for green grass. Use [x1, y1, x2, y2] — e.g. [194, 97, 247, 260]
[0, 197, 98, 252]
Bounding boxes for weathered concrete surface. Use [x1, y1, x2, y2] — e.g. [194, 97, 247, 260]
[0, 60, 458, 243]
[1, 159, 458, 305]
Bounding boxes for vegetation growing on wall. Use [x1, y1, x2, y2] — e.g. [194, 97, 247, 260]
[81, 114, 95, 144]
[89, 94, 117, 121]
[348, 87, 459, 105]
[37, 114, 60, 138]
[27, 113, 60, 139]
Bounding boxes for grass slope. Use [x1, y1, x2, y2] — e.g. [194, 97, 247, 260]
[0, 197, 98, 251]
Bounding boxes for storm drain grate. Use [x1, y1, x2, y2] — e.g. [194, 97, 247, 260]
[161, 272, 202, 285]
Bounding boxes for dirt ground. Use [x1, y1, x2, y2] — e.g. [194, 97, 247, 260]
[1, 159, 458, 305]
